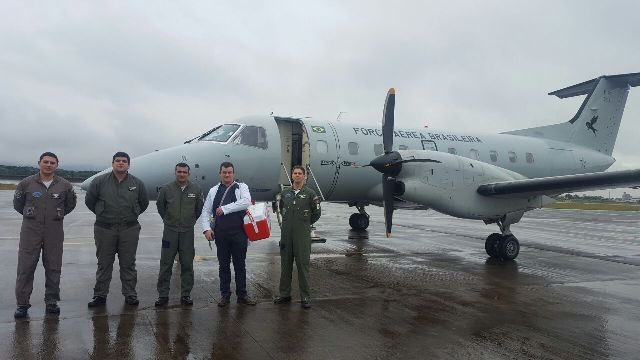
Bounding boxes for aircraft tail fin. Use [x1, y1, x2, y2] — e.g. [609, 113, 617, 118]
[504, 72, 640, 155]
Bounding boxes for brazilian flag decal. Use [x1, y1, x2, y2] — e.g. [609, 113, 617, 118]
[311, 126, 326, 133]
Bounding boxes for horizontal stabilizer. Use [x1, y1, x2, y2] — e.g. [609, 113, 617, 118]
[549, 72, 640, 98]
[477, 169, 640, 198]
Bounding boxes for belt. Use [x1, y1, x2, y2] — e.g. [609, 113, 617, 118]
[95, 220, 139, 230]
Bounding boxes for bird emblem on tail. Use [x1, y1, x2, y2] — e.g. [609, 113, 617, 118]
[586, 115, 598, 135]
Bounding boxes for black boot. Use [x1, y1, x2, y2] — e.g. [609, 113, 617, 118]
[14, 304, 31, 319]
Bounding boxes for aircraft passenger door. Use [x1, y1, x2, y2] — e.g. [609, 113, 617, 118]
[304, 122, 340, 200]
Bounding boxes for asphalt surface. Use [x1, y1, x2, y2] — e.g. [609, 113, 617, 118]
[0, 189, 639, 359]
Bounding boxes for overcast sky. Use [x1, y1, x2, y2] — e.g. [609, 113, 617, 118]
[1, 1, 639, 195]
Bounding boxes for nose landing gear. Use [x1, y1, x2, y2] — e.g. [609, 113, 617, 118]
[348, 202, 370, 230]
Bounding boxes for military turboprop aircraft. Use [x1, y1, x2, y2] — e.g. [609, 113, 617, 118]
[82, 72, 640, 260]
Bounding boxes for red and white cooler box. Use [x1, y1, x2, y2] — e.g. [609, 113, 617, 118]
[243, 202, 271, 241]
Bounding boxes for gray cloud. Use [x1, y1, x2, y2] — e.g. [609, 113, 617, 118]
[1, 0, 639, 192]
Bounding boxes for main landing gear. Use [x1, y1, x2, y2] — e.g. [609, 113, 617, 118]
[348, 202, 370, 230]
[484, 214, 521, 260]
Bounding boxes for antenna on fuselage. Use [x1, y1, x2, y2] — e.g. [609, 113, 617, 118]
[336, 111, 346, 121]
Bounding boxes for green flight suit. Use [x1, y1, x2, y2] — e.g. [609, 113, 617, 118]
[13, 174, 77, 306]
[155, 181, 204, 297]
[278, 186, 321, 299]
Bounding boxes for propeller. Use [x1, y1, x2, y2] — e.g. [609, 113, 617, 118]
[369, 88, 399, 238]
[369, 89, 442, 237]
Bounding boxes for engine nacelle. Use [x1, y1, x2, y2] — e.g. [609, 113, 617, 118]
[394, 150, 547, 220]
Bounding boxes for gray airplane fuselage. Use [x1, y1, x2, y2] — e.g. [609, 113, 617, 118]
[82, 115, 615, 203]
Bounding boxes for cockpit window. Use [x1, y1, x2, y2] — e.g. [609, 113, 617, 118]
[233, 125, 268, 149]
[198, 124, 241, 142]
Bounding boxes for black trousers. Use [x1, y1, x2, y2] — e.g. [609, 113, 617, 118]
[214, 231, 248, 298]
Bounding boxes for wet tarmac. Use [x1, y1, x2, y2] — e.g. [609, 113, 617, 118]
[1, 189, 639, 359]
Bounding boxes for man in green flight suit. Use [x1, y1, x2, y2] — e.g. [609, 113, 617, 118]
[274, 165, 321, 309]
[155, 163, 204, 307]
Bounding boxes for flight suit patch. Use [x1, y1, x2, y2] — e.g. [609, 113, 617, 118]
[187, 193, 196, 198]
[24, 207, 35, 218]
[52, 193, 60, 199]
[33, 192, 42, 198]
[128, 186, 137, 191]
[14, 191, 23, 199]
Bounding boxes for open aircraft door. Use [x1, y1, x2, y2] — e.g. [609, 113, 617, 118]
[275, 118, 340, 200]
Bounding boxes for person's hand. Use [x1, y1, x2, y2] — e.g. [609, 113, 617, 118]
[215, 207, 224, 216]
[204, 229, 214, 241]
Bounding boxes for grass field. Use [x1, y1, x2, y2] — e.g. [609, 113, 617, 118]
[0, 183, 16, 190]
[544, 201, 640, 211]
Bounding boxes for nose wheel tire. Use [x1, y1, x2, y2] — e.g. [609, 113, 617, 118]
[349, 213, 370, 230]
[485, 233, 520, 260]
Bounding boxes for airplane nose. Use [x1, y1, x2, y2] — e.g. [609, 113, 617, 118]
[81, 178, 91, 191]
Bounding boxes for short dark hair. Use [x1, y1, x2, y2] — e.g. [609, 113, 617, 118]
[39, 152, 59, 163]
[112, 151, 130, 163]
[291, 165, 306, 175]
[219, 161, 234, 172]
[175, 162, 190, 172]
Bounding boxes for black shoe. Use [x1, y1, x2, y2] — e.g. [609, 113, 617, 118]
[45, 303, 60, 314]
[218, 296, 230, 307]
[125, 296, 139, 306]
[88, 296, 106, 308]
[155, 297, 169, 307]
[124, 295, 140, 306]
[180, 296, 193, 306]
[14, 305, 30, 319]
[301, 298, 311, 309]
[273, 296, 292, 304]
[237, 296, 257, 305]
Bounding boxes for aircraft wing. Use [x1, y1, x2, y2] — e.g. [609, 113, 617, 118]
[477, 169, 640, 198]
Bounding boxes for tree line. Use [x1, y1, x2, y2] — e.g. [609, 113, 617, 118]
[0, 165, 98, 181]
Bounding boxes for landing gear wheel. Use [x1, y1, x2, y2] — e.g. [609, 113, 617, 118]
[349, 213, 370, 230]
[485, 233, 502, 258]
[499, 235, 520, 260]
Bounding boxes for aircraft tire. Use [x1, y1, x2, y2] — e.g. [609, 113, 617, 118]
[485, 233, 502, 258]
[499, 235, 520, 260]
[349, 213, 369, 230]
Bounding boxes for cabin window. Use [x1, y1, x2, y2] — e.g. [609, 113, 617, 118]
[399, 145, 409, 150]
[469, 149, 480, 160]
[374, 144, 384, 156]
[198, 124, 241, 142]
[348, 142, 359, 155]
[448, 147, 457, 155]
[508, 151, 517, 163]
[422, 140, 437, 151]
[526, 152, 534, 163]
[316, 140, 328, 154]
[489, 150, 498, 162]
[233, 126, 268, 149]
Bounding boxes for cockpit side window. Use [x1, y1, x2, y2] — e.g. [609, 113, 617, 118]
[233, 125, 268, 150]
[198, 124, 241, 142]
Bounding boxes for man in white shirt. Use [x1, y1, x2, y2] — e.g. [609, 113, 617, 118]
[201, 162, 256, 307]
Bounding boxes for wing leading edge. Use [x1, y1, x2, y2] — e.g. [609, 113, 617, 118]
[477, 169, 640, 198]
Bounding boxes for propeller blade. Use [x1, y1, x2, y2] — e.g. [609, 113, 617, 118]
[382, 88, 395, 153]
[383, 175, 395, 238]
